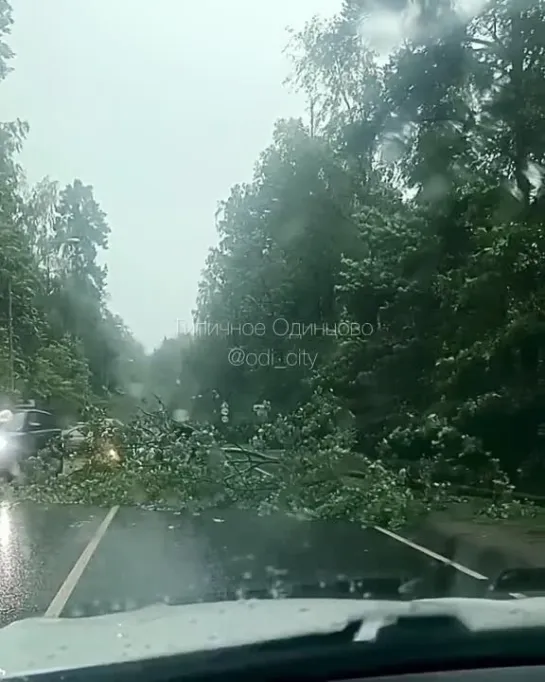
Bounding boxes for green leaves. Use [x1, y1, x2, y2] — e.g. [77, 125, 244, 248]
[30, 336, 92, 411]
[11, 396, 438, 529]
[0, 0, 13, 82]
[0, 1, 144, 416]
[4, 0, 545, 527]
[174, 0, 545, 519]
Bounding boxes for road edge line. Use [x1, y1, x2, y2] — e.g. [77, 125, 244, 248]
[45, 505, 119, 617]
[373, 525, 487, 580]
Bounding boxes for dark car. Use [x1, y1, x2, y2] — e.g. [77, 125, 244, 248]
[0, 408, 63, 479]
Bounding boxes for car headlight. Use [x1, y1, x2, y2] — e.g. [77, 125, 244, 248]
[0, 436, 8, 452]
[107, 448, 120, 462]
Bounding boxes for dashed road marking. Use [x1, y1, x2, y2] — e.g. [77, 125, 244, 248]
[45, 505, 119, 617]
[373, 526, 488, 580]
[374, 525, 524, 598]
[373, 524, 487, 580]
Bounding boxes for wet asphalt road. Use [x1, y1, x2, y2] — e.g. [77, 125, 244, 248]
[0, 503, 519, 628]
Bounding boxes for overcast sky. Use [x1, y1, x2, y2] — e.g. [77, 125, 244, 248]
[3, 0, 341, 351]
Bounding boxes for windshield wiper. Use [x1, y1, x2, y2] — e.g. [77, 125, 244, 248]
[18, 612, 545, 682]
[236, 613, 469, 652]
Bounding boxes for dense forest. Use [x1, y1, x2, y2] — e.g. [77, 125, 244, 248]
[0, 0, 149, 423]
[175, 0, 545, 491]
[3, 0, 545, 520]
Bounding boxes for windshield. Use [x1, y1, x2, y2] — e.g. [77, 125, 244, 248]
[1, 0, 545, 675]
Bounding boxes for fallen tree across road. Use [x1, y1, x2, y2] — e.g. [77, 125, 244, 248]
[5, 391, 538, 531]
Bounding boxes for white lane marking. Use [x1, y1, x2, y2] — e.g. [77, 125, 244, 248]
[45, 505, 119, 617]
[374, 526, 525, 597]
[373, 524, 488, 580]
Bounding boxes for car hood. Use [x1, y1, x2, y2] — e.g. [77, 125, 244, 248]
[2, 596, 545, 677]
